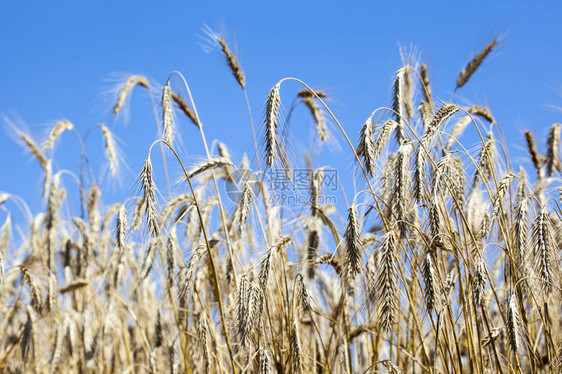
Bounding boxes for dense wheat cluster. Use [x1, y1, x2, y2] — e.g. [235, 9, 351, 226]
[1, 32, 561, 374]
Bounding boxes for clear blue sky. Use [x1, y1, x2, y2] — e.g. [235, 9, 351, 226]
[1, 1, 561, 214]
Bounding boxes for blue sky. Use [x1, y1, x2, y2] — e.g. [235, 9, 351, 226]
[1, 1, 561, 215]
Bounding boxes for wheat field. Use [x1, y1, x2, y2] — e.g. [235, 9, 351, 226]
[0, 30, 561, 374]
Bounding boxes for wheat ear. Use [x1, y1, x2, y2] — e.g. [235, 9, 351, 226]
[161, 80, 176, 146]
[171, 92, 200, 128]
[42, 120, 73, 151]
[140, 155, 159, 238]
[217, 36, 246, 89]
[456, 38, 498, 89]
[99, 125, 120, 178]
[302, 97, 328, 142]
[264, 83, 281, 167]
[113, 75, 149, 116]
[546, 123, 561, 176]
